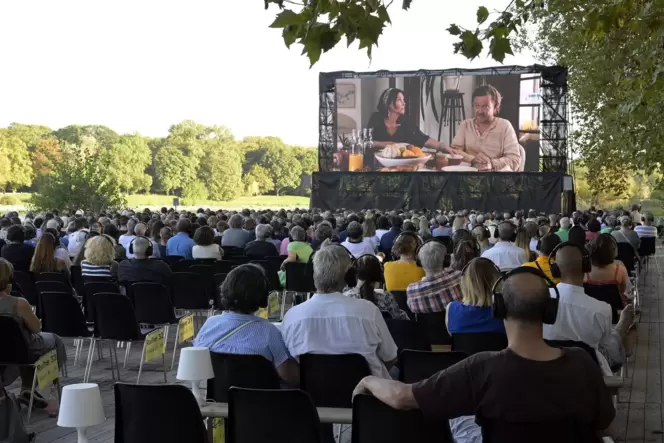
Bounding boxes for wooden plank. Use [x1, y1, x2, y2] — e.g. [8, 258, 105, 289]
[631, 320, 650, 404]
[647, 322, 662, 404]
[644, 403, 662, 443]
[627, 400, 646, 441]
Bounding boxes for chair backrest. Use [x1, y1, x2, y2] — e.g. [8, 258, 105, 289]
[0, 315, 32, 364]
[114, 383, 208, 443]
[207, 353, 281, 402]
[35, 280, 73, 296]
[479, 418, 598, 443]
[416, 311, 452, 345]
[451, 332, 508, 356]
[399, 350, 467, 384]
[34, 271, 71, 285]
[40, 291, 91, 338]
[70, 264, 85, 298]
[544, 340, 599, 365]
[94, 293, 142, 340]
[582, 283, 622, 324]
[222, 246, 245, 258]
[615, 243, 636, 274]
[84, 281, 121, 322]
[285, 262, 315, 293]
[171, 259, 199, 272]
[131, 282, 176, 325]
[352, 394, 453, 443]
[300, 353, 371, 408]
[251, 258, 282, 292]
[639, 236, 656, 257]
[213, 273, 228, 289]
[385, 319, 431, 354]
[12, 270, 38, 307]
[228, 388, 322, 443]
[162, 255, 185, 266]
[171, 272, 211, 310]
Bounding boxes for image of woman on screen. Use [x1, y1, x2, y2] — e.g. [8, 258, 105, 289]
[447, 85, 523, 172]
[367, 88, 450, 152]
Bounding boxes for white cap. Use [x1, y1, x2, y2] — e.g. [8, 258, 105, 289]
[176, 347, 214, 381]
[57, 383, 105, 428]
[75, 210, 84, 216]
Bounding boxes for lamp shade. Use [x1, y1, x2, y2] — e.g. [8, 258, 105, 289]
[177, 347, 214, 381]
[57, 383, 105, 428]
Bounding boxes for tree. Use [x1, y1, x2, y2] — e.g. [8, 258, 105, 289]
[199, 141, 244, 201]
[181, 181, 209, 205]
[5, 123, 52, 150]
[0, 130, 33, 191]
[154, 145, 197, 195]
[244, 164, 274, 195]
[52, 125, 119, 147]
[260, 145, 302, 196]
[31, 138, 62, 183]
[30, 143, 126, 213]
[293, 147, 318, 176]
[102, 135, 153, 193]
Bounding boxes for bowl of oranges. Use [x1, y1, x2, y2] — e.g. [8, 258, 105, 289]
[375, 144, 432, 168]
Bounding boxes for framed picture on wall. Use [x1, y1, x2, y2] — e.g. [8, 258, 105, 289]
[337, 83, 356, 108]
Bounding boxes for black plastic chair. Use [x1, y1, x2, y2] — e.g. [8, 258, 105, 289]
[213, 273, 228, 288]
[229, 388, 322, 443]
[616, 242, 637, 275]
[83, 280, 122, 322]
[34, 271, 71, 285]
[13, 270, 38, 307]
[545, 340, 599, 365]
[583, 283, 622, 324]
[189, 265, 216, 300]
[114, 383, 208, 443]
[251, 258, 282, 292]
[162, 255, 185, 267]
[171, 272, 213, 311]
[451, 332, 508, 356]
[352, 394, 453, 443]
[639, 237, 659, 276]
[285, 262, 315, 293]
[416, 311, 452, 345]
[385, 319, 431, 354]
[399, 350, 467, 384]
[207, 353, 280, 402]
[300, 353, 371, 408]
[70, 264, 85, 298]
[171, 259, 199, 272]
[479, 418, 598, 443]
[36, 280, 73, 297]
[222, 246, 245, 258]
[390, 291, 415, 320]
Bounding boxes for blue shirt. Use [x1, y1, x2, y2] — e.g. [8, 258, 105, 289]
[432, 226, 453, 237]
[194, 312, 291, 368]
[61, 235, 69, 248]
[379, 227, 401, 253]
[166, 232, 196, 259]
[447, 301, 506, 334]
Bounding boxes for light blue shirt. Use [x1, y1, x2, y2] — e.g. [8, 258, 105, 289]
[194, 312, 291, 368]
[166, 232, 196, 259]
[432, 226, 453, 237]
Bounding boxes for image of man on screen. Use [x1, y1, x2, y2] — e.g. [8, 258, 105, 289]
[447, 85, 522, 172]
[367, 88, 449, 152]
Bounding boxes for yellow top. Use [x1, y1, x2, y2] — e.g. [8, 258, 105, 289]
[384, 261, 425, 291]
[523, 256, 560, 284]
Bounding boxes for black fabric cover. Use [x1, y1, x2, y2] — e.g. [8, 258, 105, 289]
[311, 172, 563, 213]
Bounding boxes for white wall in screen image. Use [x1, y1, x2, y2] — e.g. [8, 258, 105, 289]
[419, 76, 475, 146]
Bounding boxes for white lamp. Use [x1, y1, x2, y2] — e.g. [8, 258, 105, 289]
[176, 347, 215, 405]
[57, 383, 105, 443]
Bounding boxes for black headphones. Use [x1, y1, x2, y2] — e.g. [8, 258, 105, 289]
[491, 266, 560, 325]
[493, 220, 517, 241]
[128, 235, 154, 257]
[391, 231, 423, 262]
[548, 241, 591, 278]
[471, 224, 491, 241]
[309, 243, 358, 288]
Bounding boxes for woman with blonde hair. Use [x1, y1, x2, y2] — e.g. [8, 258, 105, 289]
[418, 217, 432, 241]
[445, 257, 505, 335]
[361, 219, 380, 250]
[30, 232, 70, 278]
[81, 234, 119, 279]
[452, 216, 466, 233]
[514, 226, 536, 261]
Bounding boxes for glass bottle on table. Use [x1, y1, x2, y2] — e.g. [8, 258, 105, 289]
[349, 129, 364, 172]
[363, 128, 374, 169]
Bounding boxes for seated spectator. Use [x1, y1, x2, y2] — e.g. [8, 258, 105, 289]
[601, 216, 617, 234]
[523, 233, 561, 284]
[611, 216, 640, 252]
[245, 224, 279, 258]
[407, 241, 462, 313]
[568, 225, 587, 247]
[384, 233, 425, 291]
[195, 264, 299, 386]
[586, 219, 601, 242]
[362, 219, 381, 250]
[481, 222, 528, 271]
[515, 227, 537, 262]
[81, 235, 119, 279]
[471, 225, 492, 254]
[1, 225, 35, 272]
[555, 217, 571, 242]
[543, 243, 633, 372]
[118, 219, 136, 251]
[449, 239, 479, 272]
[446, 257, 505, 334]
[0, 259, 67, 408]
[23, 222, 38, 247]
[158, 226, 171, 258]
[129, 222, 160, 259]
[585, 234, 632, 305]
[282, 245, 398, 378]
[524, 221, 539, 252]
[222, 214, 251, 248]
[192, 226, 223, 260]
[102, 223, 127, 262]
[311, 223, 334, 251]
[342, 221, 376, 258]
[166, 219, 196, 259]
[243, 218, 257, 242]
[29, 232, 70, 278]
[66, 218, 88, 259]
[418, 218, 432, 241]
[118, 237, 172, 286]
[379, 216, 403, 254]
[344, 254, 409, 320]
[635, 212, 657, 238]
[281, 226, 313, 267]
[216, 220, 229, 238]
[44, 228, 72, 270]
[265, 225, 282, 253]
[353, 269, 615, 440]
[375, 216, 390, 240]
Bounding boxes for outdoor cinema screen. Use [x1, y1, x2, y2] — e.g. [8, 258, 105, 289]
[332, 72, 542, 173]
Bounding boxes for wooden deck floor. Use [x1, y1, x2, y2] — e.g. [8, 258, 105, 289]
[12, 252, 664, 442]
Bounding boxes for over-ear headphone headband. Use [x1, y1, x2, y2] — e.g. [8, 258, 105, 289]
[392, 231, 423, 260]
[548, 241, 591, 277]
[129, 235, 153, 256]
[493, 220, 517, 240]
[491, 266, 560, 324]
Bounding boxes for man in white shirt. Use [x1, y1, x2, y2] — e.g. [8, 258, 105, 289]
[481, 221, 528, 271]
[543, 243, 633, 371]
[281, 244, 398, 379]
[66, 218, 88, 259]
[341, 221, 375, 258]
[635, 212, 658, 238]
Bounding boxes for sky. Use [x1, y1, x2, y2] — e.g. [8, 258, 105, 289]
[0, 0, 536, 146]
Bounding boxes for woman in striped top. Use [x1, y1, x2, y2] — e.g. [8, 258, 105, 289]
[81, 234, 119, 279]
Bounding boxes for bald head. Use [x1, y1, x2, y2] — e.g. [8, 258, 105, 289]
[503, 271, 551, 323]
[554, 244, 584, 279]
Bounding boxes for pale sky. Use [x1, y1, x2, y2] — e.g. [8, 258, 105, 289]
[0, 0, 535, 146]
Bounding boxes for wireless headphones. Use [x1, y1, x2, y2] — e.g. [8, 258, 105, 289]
[493, 221, 517, 241]
[391, 231, 423, 263]
[128, 235, 154, 257]
[491, 266, 560, 325]
[461, 256, 501, 275]
[548, 241, 591, 278]
[308, 243, 358, 288]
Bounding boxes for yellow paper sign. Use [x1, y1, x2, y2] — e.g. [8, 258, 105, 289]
[256, 308, 268, 319]
[178, 314, 195, 343]
[212, 418, 225, 443]
[144, 328, 165, 362]
[268, 293, 280, 317]
[36, 350, 59, 390]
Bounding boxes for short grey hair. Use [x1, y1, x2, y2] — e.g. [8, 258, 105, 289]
[606, 215, 617, 228]
[313, 246, 351, 293]
[290, 225, 306, 242]
[132, 236, 152, 258]
[418, 242, 447, 274]
[255, 224, 270, 240]
[559, 217, 571, 229]
[229, 214, 244, 229]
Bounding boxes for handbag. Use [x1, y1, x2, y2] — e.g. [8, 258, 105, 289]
[0, 386, 33, 443]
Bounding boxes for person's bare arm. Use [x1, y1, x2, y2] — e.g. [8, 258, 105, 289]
[17, 298, 41, 333]
[276, 359, 300, 387]
[353, 376, 419, 410]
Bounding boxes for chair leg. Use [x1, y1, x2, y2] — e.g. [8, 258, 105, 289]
[84, 338, 97, 383]
[163, 325, 170, 354]
[73, 339, 82, 367]
[107, 341, 116, 382]
[123, 342, 132, 369]
[137, 341, 147, 384]
[171, 323, 181, 370]
[26, 369, 38, 424]
[112, 340, 122, 382]
[162, 353, 167, 383]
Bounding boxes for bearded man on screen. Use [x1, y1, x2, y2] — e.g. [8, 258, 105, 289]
[448, 85, 522, 172]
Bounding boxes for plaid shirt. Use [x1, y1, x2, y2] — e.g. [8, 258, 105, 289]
[406, 270, 463, 314]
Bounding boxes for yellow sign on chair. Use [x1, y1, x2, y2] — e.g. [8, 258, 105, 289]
[144, 328, 165, 362]
[36, 350, 59, 390]
[178, 314, 195, 343]
[256, 308, 268, 319]
[268, 292, 280, 317]
[212, 418, 225, 443]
